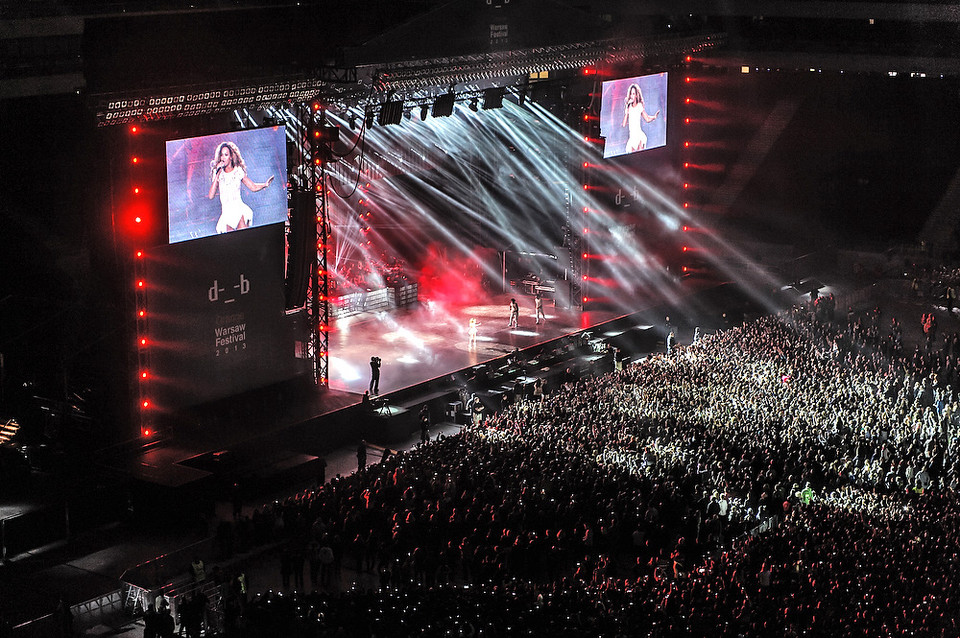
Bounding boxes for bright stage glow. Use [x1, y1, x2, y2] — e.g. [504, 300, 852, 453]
[329, 356, 362, 381]
[320, 93, 786, 324]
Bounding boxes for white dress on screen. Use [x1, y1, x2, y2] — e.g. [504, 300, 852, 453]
[216, 167, 254, 233]
[625, 104, 648, 153]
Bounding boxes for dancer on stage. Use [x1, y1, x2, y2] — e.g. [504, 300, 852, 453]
[207, 141, 275, 233]
[534, 291, 546, 325]
[508, 298, 520, 329]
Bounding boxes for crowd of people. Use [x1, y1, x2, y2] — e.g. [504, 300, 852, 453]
[216, 293, 960, 637]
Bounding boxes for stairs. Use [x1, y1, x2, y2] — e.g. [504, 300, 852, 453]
[0, 418, 19, 444]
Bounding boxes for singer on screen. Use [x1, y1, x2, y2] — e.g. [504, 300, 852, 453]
[621, 83, 660, 153]
[207, 141, 275, 234]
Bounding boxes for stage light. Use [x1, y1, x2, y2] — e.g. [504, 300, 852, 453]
[141, 371, 148, 379]
[582, 252, 588, 259]
[139, 310, 145, 317]
[134, 216, 142, 224]
[685, 98, 691, 104]
[685, 77, 691, 83]
[432, 93, 455, 117]
[133, 187, 140, 194]
[684, 118, 690, 124]
[136, 250, 143, 258]
[142, 400, 150, 408]
[482, 87, 504, 110]
[685, 55, 692, 63]
[682, 225, 690, 232]
[683, 162, 689, 168]
[378, 100, 403, 125]
[142, 428, 151, 437]
[312, 101, 321, 111]
[137, 280, 144, 287]
[682, 246, 689, 252]
[132, 156, 139, 164]
[683, 202, 690, 208]
[130, 125, 139, 134]
[684, 141, 690, 147]
[683, 183, 689, 189]
[140, 338, 147, 346]
[582, 66, 596, 76]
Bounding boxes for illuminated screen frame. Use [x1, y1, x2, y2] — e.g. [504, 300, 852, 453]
[600, 72, 668, 159]
[165, 126, 288, 244]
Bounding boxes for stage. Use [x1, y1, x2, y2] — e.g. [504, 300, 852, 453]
[326, 291, 620, 396]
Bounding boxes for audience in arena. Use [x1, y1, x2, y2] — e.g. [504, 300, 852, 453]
[216, 294, 960, 637]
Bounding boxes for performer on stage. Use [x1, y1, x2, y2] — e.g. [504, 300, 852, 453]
[369, 356, 381, 395]
[207, 141, 275, 234]
[467, 318, 479, 348]
[534, 291, 546, 325]
[508, 298, 520, 329]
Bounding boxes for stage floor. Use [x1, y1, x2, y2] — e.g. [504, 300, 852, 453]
[326, 292, 621, 396]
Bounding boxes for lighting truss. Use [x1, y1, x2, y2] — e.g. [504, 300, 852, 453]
[90, 32, 724, 127]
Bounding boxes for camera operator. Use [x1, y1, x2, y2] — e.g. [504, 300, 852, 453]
[369, 356, 382, 395]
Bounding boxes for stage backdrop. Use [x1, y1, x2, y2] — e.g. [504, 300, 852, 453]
[600, 72, 668, 159]
[146, 224, 309, 411]
[166, 126, 288, 244]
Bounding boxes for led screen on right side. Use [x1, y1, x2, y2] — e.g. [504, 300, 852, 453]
[600, 72, 668, 159]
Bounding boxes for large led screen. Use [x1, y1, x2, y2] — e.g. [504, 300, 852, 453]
[146, 224, 309, 411]
[600, 72, 668, 159]
[166, 126, 287, 244]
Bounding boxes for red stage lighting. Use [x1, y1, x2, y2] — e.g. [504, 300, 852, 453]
[582, 275, 588, 280]
[685, 77, 691, 83]
[682, 266, 689, 273]
[137, 280, 144, 288]
[142, 428, 151, 437]
[582, 67, 596, 76]
[683, 183, 689, 189]
[682, 246, 689, 252]
[583, 162, 589, 168]
[141, 371, 148, 379]
[682, 225, 690, 232]
[685, 98, 691, 104]
[134, 216, 142, 224]
[138, 310, 145, 317]
[130, 125, 139, 134]
[136, 250, 143, 258]
[133, 187, 140, 195]
[142, 400, 150, 408]
[685, 55, 692, 63]
[140, 338, 147, 346]
[684, 141, 690, 148]
[132, 156, 139, 164]
[582, 296, 588, 304]
[684, 118, 691, 124]
[582, 252, 588, 259]
[312, 101, 321, 111]
[683, 202, 690, 208]
[683, 162, 689, 168]
[583, 184, 589, 190]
